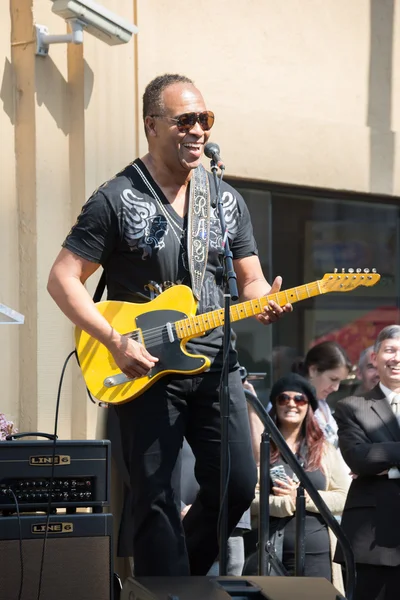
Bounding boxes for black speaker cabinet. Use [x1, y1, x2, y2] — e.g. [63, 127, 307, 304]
[0, 513, 113, 600]
[121, 576, 345, 600]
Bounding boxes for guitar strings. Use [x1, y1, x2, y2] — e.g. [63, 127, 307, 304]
[121, 283, 323, 347]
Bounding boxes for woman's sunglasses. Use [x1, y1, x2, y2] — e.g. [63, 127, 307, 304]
[276, 393, 308, 407]
[151, 110, 215, 133]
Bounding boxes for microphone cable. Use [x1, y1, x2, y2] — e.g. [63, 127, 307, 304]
[216, 325, 232, 556]
[211, 157, 232, 569]
[36, 349, 76, 600]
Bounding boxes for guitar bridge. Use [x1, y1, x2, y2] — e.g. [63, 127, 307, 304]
[103, 373, 133, 388]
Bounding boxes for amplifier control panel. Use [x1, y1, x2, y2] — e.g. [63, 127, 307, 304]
[1, 477, 95, 506]
[0, 439, 110, 511]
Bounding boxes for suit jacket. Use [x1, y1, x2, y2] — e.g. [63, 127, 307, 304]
[334, 384, 400, 566]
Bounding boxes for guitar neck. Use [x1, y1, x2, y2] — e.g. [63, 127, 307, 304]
[175, 279, 324, 339]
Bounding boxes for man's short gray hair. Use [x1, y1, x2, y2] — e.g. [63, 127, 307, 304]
[373, 325, 400, 353]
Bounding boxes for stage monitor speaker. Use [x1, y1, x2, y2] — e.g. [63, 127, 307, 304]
[0, 513, 113, 600]
[121, 575, 345, 600]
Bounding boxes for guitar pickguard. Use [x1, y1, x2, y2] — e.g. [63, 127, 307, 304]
[135, 309, 207, 376]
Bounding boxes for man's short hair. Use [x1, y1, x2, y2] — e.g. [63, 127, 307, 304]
[358, 345, 374, 370]
[142, 74, 194, 121]
[373, 325, 400, 353]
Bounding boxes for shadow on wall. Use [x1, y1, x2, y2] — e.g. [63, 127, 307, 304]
[1, 58, 15, 125]
[0, 54, 95, 133]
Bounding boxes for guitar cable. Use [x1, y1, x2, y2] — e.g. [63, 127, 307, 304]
[73, 350, 109, 408]
[35, 349, 76, 600]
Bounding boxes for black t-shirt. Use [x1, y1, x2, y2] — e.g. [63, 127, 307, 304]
[63, 159, 258, 366]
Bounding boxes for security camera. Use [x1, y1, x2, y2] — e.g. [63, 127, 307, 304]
[35, 0, 138, 55]
[51, 0, 138, 45]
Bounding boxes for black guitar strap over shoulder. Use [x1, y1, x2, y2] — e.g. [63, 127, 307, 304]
[92, 270, 106, 302]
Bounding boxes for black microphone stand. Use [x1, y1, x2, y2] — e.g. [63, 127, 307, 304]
[209, 158, 239, 576]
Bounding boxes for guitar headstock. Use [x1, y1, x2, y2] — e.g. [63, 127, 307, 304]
[320, 268, 381, 292]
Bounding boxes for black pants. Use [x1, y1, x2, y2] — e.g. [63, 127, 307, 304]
[115, 368, 257, 576]
[354, 564, 400, 600]
[283, 551, 332, 580]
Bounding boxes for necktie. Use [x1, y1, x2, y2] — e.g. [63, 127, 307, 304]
[390, 394, 400, 415]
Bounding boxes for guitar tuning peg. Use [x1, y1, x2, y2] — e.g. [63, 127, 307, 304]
[356, 268, 361, 273]
[348, 268, 354, 273]
[341, 268, 345, 273]
[372, 268, 377, 273]
[364, 268, 370, 273]
[334, 268, 338, 273]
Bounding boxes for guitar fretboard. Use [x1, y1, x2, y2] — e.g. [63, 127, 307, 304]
[175, 280, 323, 339]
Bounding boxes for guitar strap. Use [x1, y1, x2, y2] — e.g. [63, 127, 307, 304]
[93, 269, 106, 302]
[187, 164, 211, 301]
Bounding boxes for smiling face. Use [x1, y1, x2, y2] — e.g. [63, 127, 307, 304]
[308, 365, 349, 400]
[145, 82, 212, 174]
[275, 391, 309, 428]
[372, 337, 400, 391]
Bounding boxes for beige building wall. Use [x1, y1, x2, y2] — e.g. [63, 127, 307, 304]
[0, 3, 20, 430]
[0, 0, 399, 438]
[0, 0, 136, 440]
[137, 0, 400, 195]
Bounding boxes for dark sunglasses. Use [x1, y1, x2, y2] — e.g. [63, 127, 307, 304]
[151, 110, 215, 133]
[276, 393, 308, 407]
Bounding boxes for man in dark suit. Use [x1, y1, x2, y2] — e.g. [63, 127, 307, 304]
[334, 325, 400, 600]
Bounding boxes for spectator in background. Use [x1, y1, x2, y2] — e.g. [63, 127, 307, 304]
[354, 345, 380, 395]
[334, 325, 400, 600]
[292, 342, 351, 448]
[246, 374, 348, 593]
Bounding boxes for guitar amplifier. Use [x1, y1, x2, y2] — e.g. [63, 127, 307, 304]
[0, 512, 113, 600]
[0, 439, 110, 511]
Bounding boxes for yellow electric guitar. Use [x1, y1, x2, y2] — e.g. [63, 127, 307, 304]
[75, 269, 380, 405]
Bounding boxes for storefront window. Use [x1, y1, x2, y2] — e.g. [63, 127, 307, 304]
[227, 179, 400, 405]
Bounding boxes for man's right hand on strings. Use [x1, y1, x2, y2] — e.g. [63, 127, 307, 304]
[109, 334, 158, 379]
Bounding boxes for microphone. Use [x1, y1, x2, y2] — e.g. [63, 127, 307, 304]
[204, 142, 225, 169]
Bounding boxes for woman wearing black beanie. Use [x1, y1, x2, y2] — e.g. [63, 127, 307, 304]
[246, 373, 349, 594]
